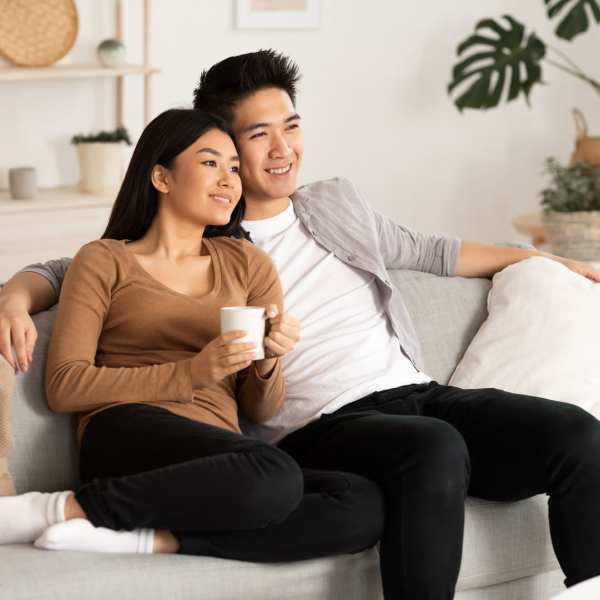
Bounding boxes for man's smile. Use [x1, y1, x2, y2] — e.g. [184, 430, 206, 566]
[265, 163, 292, 176]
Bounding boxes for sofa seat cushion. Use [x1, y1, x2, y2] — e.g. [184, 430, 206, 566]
[0, 545, 382, 600]
[0, 494, 560, 599]
[458, 494, 560, 591]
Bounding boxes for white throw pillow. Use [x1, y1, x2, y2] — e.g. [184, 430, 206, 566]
[449, 257, 600, 417]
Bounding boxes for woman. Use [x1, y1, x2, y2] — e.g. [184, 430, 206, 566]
[0, 109, 383, 560]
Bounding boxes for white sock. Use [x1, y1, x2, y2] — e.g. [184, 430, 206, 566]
[0, 490, 71, 544]
[34, 518, 155, 554]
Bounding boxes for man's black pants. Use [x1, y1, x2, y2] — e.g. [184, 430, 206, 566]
[278, 381, 600, 600]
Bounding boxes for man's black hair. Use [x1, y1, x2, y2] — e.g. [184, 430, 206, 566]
[192, 49, 300, 124]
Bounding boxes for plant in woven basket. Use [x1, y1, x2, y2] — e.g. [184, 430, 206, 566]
[540, 157, 600, 260]
[71, 127, 132, 145]
[448, 1, 600, 111]
[541, 158, 600, 212]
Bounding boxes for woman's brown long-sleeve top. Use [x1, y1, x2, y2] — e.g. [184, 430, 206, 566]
[45, 237, 285, 448]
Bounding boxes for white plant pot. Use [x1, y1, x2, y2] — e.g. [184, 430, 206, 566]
[76, 142, 124, 194]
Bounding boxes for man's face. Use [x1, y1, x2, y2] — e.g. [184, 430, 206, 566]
[232, 87, 304, 203]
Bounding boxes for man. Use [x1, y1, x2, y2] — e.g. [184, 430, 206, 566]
[2, 50, 600, 599]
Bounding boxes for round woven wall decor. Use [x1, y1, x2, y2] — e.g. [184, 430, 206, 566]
[0, 0, 78, 67]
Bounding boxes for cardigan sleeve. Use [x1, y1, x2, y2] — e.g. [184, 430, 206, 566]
[45, 241, 194, 413]
[340, 178, 461, 276]
[373, 207, 461, 276]
[20, 257, 73, 303]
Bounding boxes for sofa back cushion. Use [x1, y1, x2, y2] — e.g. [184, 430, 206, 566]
[9, 270, 490, 493]
[392, 270, 490, 382]
[10, 305, 79, 494]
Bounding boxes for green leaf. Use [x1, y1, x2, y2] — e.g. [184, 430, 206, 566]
[544, 0, 600, 41]
[448, 15, 546, 111]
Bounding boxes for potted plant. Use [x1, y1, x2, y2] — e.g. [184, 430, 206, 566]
[447, 2, 600, 117]
[71, 127, 132, 194]
[448, 1, 600, 251]
[541, 157, 600, 260]
[447, 1, 600, 166]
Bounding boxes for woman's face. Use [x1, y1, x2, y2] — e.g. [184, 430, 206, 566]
[156, 128, 242, 227]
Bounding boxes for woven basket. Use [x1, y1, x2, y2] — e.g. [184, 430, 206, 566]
[570, 108, 600, 166]
[542, 210, 600, 261]
[0, 0, 78, 67]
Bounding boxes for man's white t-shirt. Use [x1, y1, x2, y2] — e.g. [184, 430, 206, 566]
[242, 201, 431, 444]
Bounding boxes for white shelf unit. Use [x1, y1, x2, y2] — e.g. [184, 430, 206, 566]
[0, 187, 114, 215]
[0, 0, 157, 126]
[0, 1, 157, 282]
[0, 64, 158, 82]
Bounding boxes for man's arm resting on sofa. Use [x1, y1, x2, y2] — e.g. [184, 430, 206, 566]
[373, 208, 459, 276]
[455, 241, 600, 282]
[0, 273, 56, 372]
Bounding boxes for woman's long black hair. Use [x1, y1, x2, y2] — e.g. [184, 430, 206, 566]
[101, 108, 248, 241]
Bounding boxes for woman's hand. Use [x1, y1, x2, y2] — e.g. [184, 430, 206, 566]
[263, 304, 300, 359]
[0, 296, 37, 373]
[190, 331, 257, 388]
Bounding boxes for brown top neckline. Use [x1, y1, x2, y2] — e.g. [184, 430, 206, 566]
[118, 238, 222, 302]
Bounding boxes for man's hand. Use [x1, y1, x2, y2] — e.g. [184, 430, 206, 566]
[558, 258, 600, 283]
[456, 241, 600, 282]
[264, 304, 300, 358]
[0, 272, 57, 373]
[0, 297, 37, 373]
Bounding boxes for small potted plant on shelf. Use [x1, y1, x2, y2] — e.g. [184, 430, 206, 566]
[541, 157, 600, 260]
[71, 126, 132, 194]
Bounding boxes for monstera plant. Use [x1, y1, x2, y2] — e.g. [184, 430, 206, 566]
[448, 0, 600, 111]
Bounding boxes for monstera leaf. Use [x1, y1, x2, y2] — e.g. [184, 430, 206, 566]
[545, 0, 600, 40]
[448, 15, 546, 111]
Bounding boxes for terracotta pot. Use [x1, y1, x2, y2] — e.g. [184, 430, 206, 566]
[76, 142, 124, 193]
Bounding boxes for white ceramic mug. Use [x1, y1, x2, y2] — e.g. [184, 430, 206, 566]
[220, 306, 267, 360]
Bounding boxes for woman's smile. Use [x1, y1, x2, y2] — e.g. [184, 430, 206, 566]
[210, 193, 234, 205]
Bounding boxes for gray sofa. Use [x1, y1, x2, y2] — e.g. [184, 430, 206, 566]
[0, 269, 566, 599]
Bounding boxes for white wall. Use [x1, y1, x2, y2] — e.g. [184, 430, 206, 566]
[1, 0, 598, 243]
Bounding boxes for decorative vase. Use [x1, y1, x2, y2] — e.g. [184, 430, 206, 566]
[541, 210, 600, 261]
[76, 142, 124, 193]
[97, 38, 126, 68]
[8, 167, 37, 199]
